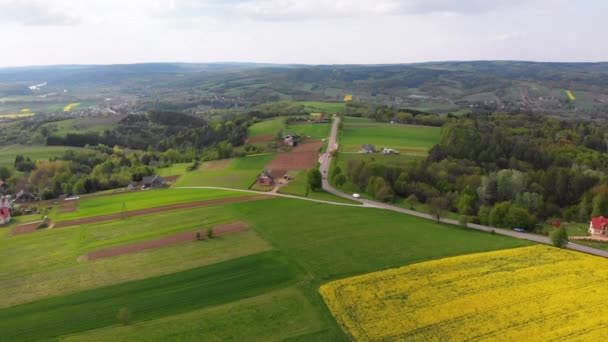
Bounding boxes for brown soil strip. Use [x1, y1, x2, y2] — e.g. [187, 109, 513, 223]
[53, 195, 271, 229]
[201, 159, 232, 171]
[247, 134, 273, 144]
[86, 221, 249, 260]
[266, 141, 323, 172]
[12, 221, 43, 236]
[163, 175, 180, 182]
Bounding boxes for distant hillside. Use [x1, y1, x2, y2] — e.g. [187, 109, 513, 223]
[2, 61, 608, 119]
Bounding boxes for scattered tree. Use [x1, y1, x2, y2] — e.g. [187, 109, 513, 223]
[195, 231, 201, 240]
[406, 194, 419, 210]
[117, 307, 131, 325]
[307, 168, 322, 191]
[428, 197, 449, 222]
[206, 227, 214, 239]
[550, 226, 569, 248]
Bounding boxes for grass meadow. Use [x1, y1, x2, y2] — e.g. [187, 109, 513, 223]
[247, 117, 285, 138]
[296, 101, 346, 114]
[0, 252, 302, 341]
[174, 154, 275, 189]
[340, 122, 441, 156]
[53, 188, 245, 221]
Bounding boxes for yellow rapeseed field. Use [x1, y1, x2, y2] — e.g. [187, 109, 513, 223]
[566, 90, 576, 101]
[63, 102, 80, 112]
[320, 245, 608, 341]
[344, 95, 353, 102]
[0, 113, 36, 119]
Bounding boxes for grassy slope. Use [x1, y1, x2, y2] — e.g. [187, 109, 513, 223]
[174, 154, 275, 189]
[0, 145, 83, 168]
[63, 287, 324, 342]
[155, 162, 191, 177]
[286, 122, 331, 140]
[53, 188, 245, 221]
[240, 199, 532, 281]
[247, 117, 286, 138]
[340, 122, 441, 155]
[0, 252, 302, 342]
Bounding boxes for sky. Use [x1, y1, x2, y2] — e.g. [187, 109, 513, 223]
[1, 0, 607, 67]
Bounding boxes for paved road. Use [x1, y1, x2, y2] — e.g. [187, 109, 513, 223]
[319, 116, 608, 258]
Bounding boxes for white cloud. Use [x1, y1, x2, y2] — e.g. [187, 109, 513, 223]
[0, 0, 605, 67]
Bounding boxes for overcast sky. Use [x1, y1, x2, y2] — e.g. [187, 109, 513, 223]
[1, 0, 607, 67]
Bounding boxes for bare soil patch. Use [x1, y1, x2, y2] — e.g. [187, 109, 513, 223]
[86, 221, 249, 260]
[163, 175, 180, 183]
[52, 195, 271, 230]
[265, 141, 323, 174]
[247, 134, 273, 144]
[12, 221, 43, 236]
[58, 200, 77, 213]
[201, 158, 232, 171]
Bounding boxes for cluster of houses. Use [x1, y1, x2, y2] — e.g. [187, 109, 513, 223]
[360, 144, 400, 155]
[256, 169, 294, 187]
[282, 134, 299, 147]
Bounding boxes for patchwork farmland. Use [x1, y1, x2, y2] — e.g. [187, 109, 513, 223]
[0, 183, 532, 340]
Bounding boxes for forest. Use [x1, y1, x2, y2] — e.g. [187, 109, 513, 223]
[338, 113, 608, 231]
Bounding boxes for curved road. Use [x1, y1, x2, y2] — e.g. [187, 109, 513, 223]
[319, 116, 608, 258]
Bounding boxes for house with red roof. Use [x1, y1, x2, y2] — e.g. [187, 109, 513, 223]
[589, 216, 608, 236]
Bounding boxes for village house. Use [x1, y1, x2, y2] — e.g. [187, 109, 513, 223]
[142, 175, 166, 189]
[361, 144, 376, 154]
[257, 170, 275, 186]
[0, 195, 10, 224]
[589, 216, 608, 236]
[14, 189, 36, 203]
[282, 134, 299, 147]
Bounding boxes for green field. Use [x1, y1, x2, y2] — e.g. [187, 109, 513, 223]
[340, 122, 441, 156]
[53, 188, 246, 221]
[278, 170, 360, 204]
[174, 154, 275, 189]
[297, 101, 345, 114]
[63, 287, 324, 342]
[286, 122, 331, 140]
[247, 117, 286, 138]
[0, 145, 83, 168]
[0, 252, 302, 341]
[244, 199, 532, 280]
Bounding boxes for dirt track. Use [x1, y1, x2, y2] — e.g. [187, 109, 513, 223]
[86, 221, 249, 260]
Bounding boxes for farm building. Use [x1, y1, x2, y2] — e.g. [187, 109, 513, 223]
[14, 190, 36, 203]
[589, 216, 608, 236]
[382, 148, 399, 155]
[257, 170, 275, 186]
[0, 195, 11, 224]
[282, 134, 299, 147]
[142, 175, 166, 189]
[0, 180, 8, 192]
[361, 144, 376, 154]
